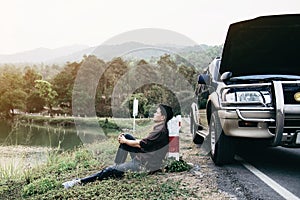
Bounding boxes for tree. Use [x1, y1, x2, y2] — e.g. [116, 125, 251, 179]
[72, 55, 106, 117]
[178, 64, 198, 86]
[23, 67, 44, 112]
[23, 67, 43, 92]
[26, 91, 45, 113]
[95, 57, 128, 117]
[52, 61, 82, 112]
[34, 80, 58, 116]
[0, 68, 27, 118]
[0, 89, 27, 118]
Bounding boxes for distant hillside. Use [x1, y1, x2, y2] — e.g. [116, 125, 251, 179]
[178, 44, 223, 71]
[0, 42, 223, 71]
[0, 44, 90, 64]
[92, 42, 223, 71]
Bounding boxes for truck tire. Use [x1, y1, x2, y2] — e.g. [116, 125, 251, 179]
[209, 111, 235, 165]
[190, 109, 203, 144]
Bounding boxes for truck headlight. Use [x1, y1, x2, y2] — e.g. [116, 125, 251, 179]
[224, 91, 271, 104]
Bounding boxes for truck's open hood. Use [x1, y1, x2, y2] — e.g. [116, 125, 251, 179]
[220, 14, 300, 77]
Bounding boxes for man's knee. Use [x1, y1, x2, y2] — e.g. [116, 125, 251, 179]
[124, 133, 135, 140]
[101, 166, 124, 180]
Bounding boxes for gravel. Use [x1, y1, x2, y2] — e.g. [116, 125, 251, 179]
[177, 120, 240, 200]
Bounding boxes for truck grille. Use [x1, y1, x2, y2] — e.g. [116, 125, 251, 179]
[268, 119, 300, 134]
[282, 83, 300, 104]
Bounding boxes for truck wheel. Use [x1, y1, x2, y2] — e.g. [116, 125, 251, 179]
[209, 111, 235, 165]
[190, 110, 203, 144]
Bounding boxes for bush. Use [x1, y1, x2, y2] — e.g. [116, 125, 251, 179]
[163, 157, 192, 172]
[22, 177, 58, 197]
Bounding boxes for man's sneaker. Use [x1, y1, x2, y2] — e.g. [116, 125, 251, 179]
[62, 179, 80, 189]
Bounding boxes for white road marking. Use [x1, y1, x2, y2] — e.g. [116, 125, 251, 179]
[235, 156, 300, 200]
[185, 118, 299, 199]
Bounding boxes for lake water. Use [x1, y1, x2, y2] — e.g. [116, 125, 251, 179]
[0, 120, 83, 150]
[0, 120, 91, 176]
[0, 118, 140, 175]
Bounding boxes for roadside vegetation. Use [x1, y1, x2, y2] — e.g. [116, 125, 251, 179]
[0, 136, 196, 200]
[0, 117, 194, 199]
[0, 119, 234, 200]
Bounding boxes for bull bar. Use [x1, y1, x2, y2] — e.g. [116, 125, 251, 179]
[220, 81, 300, 146]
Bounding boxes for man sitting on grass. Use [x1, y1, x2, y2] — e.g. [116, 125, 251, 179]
[63, 104, 173, 189]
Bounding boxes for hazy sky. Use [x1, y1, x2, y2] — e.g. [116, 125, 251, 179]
[1, 0, 300, 54]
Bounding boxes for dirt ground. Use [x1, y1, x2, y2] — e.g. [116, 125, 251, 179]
[171, 119, 237, 200]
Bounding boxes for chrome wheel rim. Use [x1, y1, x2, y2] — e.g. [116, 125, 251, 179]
[210, 117, 216, 156]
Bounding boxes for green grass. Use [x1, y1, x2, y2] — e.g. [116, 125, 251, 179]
[0, 162, 21, 180]
[0, 117, 197, 199]
[21, 173, 196, 200]
[0, 136, 197, 200]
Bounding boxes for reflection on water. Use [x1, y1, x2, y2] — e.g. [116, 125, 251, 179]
[0, 119, 115, 151]
[0, 119, 105, 177]
[0, 120, 84, 150]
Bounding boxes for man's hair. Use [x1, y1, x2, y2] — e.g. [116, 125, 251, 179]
[159, 104, 174, 123]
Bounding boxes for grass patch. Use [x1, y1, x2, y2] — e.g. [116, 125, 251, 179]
[163, 157, 193, 173]
[0, 135, 197, 199]
[0, 162, 20, 181]
[22, 177, 58, 197]
[23, 174, 196, 200]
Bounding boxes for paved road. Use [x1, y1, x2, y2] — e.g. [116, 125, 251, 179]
[183, 117, 300, 199]
[213, 142, 300, 200]
[236, 145, 300, 199]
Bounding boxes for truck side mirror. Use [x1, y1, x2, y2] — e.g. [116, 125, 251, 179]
[220, 71, 232, 81]
[198, 74, 209, 84]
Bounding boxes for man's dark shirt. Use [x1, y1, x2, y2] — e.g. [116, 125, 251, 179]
[137, 122, 169, 171]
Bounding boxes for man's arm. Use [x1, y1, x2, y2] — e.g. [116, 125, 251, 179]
[118, 134, 141, 148]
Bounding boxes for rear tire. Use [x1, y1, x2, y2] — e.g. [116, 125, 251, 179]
[190, 110, 203, 144]
[209, 111, 235, 165]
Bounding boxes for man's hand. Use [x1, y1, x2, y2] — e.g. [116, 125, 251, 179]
[117, 133, 141, 148]
[118, 134, 126, 144]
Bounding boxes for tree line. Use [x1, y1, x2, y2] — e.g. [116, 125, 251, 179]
[0, 48, 222, 119]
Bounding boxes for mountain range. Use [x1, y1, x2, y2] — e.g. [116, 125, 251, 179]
[0, 42, 219, 65]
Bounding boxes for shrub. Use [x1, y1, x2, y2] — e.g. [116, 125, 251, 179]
[22, 177, 57, 197]
[163, 157, 192, 172]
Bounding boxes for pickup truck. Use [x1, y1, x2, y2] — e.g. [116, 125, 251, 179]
[190, 14, 300, 165]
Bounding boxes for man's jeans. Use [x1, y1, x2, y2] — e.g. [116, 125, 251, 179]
[114, 133, 144, 164]
[80, 134, 143, 183]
